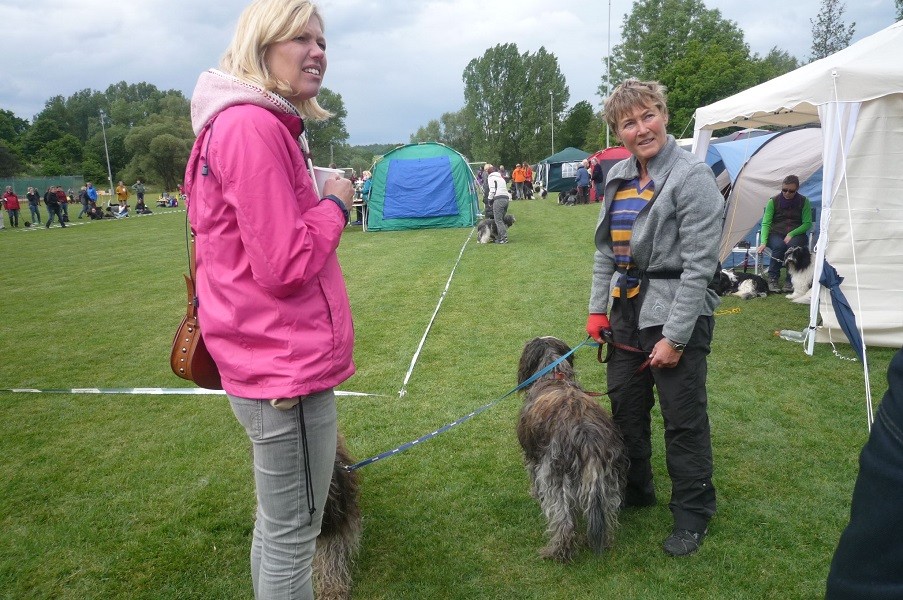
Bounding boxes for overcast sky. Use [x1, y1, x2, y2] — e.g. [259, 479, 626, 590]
[1, 0, 896, 145]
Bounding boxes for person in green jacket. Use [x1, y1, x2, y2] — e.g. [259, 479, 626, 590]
[756, 174, 812, 292]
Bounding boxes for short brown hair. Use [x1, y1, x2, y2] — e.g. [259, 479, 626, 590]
[782, 175, 800, 187]
[605, 79, 669, 136]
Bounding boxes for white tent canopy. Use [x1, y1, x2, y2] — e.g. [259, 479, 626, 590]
[692, 21, 903, 363]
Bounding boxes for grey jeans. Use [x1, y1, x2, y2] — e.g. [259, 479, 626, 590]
[229, 389, 338, 599]
[492, 196, 510, 241]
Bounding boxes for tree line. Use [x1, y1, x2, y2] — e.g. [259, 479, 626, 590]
[0, 82, 366, 189]
[410, 0, 869, 166]
[1, 0, 875, 184]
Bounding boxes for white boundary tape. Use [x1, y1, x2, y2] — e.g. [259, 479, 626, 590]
[1, 388, 381, 397]
[397, 227, 475, 397]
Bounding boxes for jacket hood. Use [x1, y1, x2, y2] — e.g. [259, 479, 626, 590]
[189, 69, 302, 135]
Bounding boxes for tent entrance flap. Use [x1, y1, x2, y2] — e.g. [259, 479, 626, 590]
[384, 156, 459, 219]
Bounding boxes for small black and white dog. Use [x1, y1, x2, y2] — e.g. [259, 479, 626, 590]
[476, 214, 515, 243]
[783, 245, 814, 302]
[710, 269, 770, 299]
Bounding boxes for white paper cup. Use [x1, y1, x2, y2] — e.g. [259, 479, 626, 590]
[312, 166, 345, 197]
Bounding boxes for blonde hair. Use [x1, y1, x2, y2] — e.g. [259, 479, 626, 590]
[604, 79, 669, 136]
[220, 0, 331, 120]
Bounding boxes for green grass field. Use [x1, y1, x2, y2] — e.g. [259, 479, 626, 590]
[0, 199, 894, 599]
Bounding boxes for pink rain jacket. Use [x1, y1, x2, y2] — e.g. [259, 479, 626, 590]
[184, 70, 354, 399]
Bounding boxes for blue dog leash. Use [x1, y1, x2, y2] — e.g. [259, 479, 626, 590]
[344, 337, 595, 472]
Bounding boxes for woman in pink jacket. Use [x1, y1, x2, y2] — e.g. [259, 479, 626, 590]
[184, 1, 354, 596]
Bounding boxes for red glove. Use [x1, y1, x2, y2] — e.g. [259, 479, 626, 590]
[586, 313, 611, 343]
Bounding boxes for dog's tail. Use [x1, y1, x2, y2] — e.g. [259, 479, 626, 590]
[314, 438, 362, 600]
[577, 426, 626, 554]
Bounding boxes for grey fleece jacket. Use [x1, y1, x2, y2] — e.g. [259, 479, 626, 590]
[588, 135, 723, 345]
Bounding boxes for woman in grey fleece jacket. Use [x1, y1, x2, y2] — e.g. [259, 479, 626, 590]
[585, 80, 723, 557]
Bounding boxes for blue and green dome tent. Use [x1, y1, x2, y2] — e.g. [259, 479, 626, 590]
[365, 142, 479, 232]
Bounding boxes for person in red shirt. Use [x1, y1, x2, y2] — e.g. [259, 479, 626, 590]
[2, 186, 21, 227]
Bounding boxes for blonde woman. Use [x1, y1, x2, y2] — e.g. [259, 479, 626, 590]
[184, 1, 355, 596]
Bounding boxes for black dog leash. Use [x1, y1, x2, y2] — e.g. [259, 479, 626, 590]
[586, 329, 653, 397]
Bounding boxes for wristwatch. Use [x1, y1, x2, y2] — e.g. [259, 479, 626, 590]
[665, 338, 686, 352]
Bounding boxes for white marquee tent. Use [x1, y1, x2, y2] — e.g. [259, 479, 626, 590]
[692, 21, 903, 367]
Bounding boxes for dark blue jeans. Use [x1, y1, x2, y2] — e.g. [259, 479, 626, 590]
[765, 233, 809, 280]
[827, 346, 903, 598]
[29, 203, 41, 223]
[45, 205, 64, 227]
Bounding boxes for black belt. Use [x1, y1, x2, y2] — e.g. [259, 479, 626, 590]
[614, 267, 682, 323]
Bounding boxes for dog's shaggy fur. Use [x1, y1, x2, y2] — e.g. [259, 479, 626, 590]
[313, 434, 362, 600]
[783, 245, 814, 302]
[476, 213, 515, 243]
[516, 337, 627, 562]
[710, 269, 770, 299]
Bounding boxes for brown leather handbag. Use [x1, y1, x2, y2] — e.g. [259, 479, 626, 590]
[170, 234, 222, 390]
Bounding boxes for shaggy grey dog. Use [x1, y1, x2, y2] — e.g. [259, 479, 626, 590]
[476, 214, 515, 243]
[313, 434, 362, 600]
[516, 337, 627, 562]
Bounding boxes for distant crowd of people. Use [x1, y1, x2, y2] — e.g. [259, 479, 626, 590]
[0, 180, 184, 230]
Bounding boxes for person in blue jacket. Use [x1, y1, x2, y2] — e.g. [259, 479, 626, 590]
[575, 159, 591, 204]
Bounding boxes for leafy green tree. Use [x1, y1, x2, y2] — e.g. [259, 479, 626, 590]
[147, 134, 192, 191]
[306, 87, 349, 166]
[23, 81, 191, 180]
[410, 120, 441, 144]
[809, 0, 855, 61]
[557, 101, 595, 151]
[757, 47, 800, 79]
[62, 88, 107, 141]
[124, 114, 194, 190]
[463, 43, 568, 165]
[599, 0, 783, 137]
[583, 111, 609, 151]
[410, 110, 473, 158]
[22, 117, 66, 159]
[659, 40, 762, 136]
[346, 143, 398, 175]
[81, 157, 108, 186]
[603, 0, 749, 91]
[0, 109, 29, 146]
[0, 140, 22, 177]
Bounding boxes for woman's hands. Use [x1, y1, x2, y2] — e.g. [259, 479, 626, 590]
[323, 176, 354, 209]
